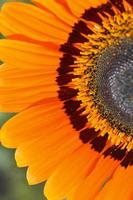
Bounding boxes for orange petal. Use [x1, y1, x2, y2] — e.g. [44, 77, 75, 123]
[0, 85, 58, 112]
[0, 64, 57, 88]
[66, 0, 109, 17]
[0, 99, 68, 147]
[0, 64, 59, 111]
[0, 2, 71, 44]
[95, 166, 133, 200]
[15, 123, 75, 164]
[44, 145, 100, 200]
[0, 37, 61, 68]
[71, 156, 119, 200]
[32, 0, 77, 26]
[25, 133, 82, 184]
[0, 39, 61, 111]
[0, 65, 57, 87]
[0, 39, 61, 65]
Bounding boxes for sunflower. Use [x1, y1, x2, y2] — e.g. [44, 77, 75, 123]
[0, 0, 133, 199]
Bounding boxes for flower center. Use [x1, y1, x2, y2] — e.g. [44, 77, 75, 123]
[59, 0, 133, 150]
[95, 38, 133, 135]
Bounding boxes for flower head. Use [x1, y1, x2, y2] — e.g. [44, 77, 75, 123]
[0, 0, 133, 200]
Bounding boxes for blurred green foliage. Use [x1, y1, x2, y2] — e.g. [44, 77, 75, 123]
[0, 113, 16, 126]
[0, 0, 46, 199]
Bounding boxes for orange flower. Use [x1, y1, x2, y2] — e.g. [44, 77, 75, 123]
[0, 0, 133, 200]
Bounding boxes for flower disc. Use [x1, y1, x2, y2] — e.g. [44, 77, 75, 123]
[71, 2, 133, 150]
[95, 37, 133, 135]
